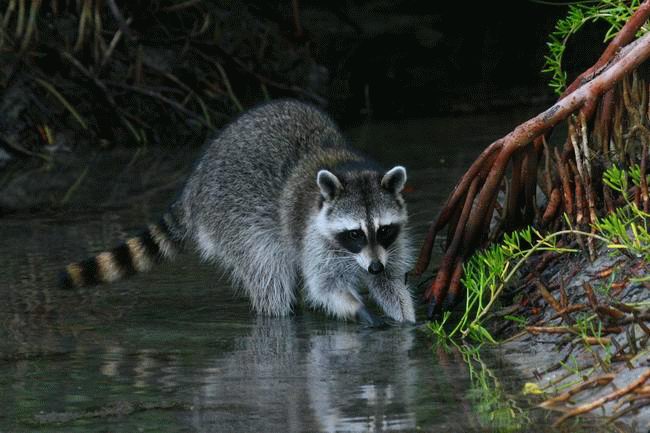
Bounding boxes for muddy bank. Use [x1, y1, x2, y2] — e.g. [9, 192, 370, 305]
[491, 242, 650, 429]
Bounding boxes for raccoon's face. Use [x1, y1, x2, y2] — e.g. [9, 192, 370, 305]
[315, 166, 408, 274]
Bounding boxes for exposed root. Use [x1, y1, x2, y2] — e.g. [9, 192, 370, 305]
[416, 1, 650, 317]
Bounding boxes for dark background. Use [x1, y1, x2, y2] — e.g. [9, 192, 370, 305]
[263, 0, 607, 120]
[0, 0, 613, 162]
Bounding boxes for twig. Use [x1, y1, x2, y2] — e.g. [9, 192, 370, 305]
[609, 398, 650, 423]
[554, 369, 650, 426]
[0, 133, 50, 161]
[291, 0, 303, 38]
[60, 51, 136, 137]
[99, 17, 133, 69]
[540, 374, 615, 408]
[527, 326, 577, 335]
[34, 77, 88, 129]
[212, 61, 244, 112]
[106, 82, 210, 127]
[106, 0, 133, 41]
[161, 0, 201, 12]
[535, 279, 562, 313]
[60, 166, 89, 205]
[18, 0, 40, 52]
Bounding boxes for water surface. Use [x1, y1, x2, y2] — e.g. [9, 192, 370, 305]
[0, 108, 613, 432]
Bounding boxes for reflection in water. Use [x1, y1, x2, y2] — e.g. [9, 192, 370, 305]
[187, 317, 418, 433]
[305, 327, 416, 432]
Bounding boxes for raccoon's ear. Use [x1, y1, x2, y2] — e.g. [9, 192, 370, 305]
[381, 166, 407, 194]
[317, 170, 343, 200]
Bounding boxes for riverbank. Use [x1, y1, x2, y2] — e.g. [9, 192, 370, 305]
[488, 236, 649, 429]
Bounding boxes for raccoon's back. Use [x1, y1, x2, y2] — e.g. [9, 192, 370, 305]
[178, 100, 346, 233]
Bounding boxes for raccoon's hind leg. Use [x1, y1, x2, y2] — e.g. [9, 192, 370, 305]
[200, 227, 297, 316]
[239, 247, 297, 317]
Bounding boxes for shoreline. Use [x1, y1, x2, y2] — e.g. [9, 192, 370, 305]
[495, 242, 649, 428]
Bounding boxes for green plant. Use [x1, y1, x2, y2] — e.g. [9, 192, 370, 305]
[424, 336, 529, 431]
[598, 164, 650, 260]
[460, 344, 529, 431]
[503, 315, 527, 327]
[543, 0, 650, 94]
[452, 227, 579, 342]
[429, 166, 649, 343]
[427, 311, 452, 339]
[560, 353, 584, 378]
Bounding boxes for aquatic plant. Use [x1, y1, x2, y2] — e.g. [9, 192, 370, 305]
[427, 339, 529, 432]
[461, 345, 529, 432]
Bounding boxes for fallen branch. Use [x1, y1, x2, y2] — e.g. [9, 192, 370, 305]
[526, 325, 624, 336]
[554, 369, 650, 426]
[540, 374, 615, 408]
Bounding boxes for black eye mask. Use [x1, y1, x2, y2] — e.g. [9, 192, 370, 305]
[335, 229, 366, 253]
[376, 224, 400, 249]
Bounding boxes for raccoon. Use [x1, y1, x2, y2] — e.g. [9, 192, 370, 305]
[60, 100, 415, 324]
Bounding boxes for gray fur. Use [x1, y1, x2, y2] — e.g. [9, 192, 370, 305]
[172, 99, 415, 322]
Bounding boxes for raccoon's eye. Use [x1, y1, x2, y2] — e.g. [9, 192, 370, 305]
[378, 225, 396, 237]
[335, 229, 366, 253]
[347, 229, 364, 240]
[377, 224, 400, 247]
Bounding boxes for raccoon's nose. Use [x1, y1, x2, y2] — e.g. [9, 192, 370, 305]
[368, 261, 384, 274]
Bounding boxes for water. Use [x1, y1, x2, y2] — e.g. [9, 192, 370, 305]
[0, 109, 611, 432]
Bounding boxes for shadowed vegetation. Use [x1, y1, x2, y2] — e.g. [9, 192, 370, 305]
[0, 0, 322, 157]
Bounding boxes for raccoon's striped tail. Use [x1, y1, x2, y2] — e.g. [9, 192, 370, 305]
[59, 213, 183, 289]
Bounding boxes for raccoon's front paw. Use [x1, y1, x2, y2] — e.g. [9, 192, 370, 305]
[383, 309, 415, 326]
[376, 293, 416, 324]
[355, 306, 387, 328]
[401, 297, 416, 324]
